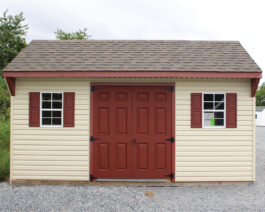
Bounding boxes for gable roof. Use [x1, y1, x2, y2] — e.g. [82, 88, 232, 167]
[3, 40, 261, 73]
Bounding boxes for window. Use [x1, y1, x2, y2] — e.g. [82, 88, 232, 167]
[203, 93, 225, 128]
[41, 92, 63, 127]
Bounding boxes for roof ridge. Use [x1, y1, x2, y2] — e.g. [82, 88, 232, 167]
[30, 39, 240, 43]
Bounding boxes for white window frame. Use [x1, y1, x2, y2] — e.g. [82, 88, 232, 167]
[40, 92, 64, 128]
[202, 93, 226, 129]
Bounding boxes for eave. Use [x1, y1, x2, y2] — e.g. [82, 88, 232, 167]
[3, 71, 262, 97]
[2, 71, 262, 78]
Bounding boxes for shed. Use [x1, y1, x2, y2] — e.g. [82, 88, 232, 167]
[256, 106, 265, 126]
[3, 40, 262, 184]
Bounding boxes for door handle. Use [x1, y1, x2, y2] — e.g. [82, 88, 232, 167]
[90, 136, 100, 142]
[132, 138, 136, 144]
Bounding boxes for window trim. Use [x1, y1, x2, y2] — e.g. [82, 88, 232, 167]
[202, 93, 226, 129]
[40, 92, 64, 128]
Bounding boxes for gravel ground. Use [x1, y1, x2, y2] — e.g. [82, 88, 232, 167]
[1, 127, 265, 212]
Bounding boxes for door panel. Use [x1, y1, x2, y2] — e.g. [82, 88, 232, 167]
[92, 86, 133, 178]
[115, 143, 127, 169]
[137, 108, 149, 135]
[155, 143, 167, 170]
[98, 143, 109, 169]
[115, 108, 127, 135]
[132, 87, 172, 179]
[155, 108, 167, 135]
[92, 86, 172, 179]
[97, 107, 110, 135]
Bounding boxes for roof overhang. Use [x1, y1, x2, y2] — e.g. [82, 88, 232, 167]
[3, 71, 262, 97]
[3, 71, 262, 78]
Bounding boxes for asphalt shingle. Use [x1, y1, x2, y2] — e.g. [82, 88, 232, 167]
[3, 40, 261, 72]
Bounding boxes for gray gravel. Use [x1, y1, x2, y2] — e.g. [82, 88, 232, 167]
[1, 127, 265, 211]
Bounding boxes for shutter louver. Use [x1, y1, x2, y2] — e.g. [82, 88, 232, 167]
[29, 92, 40, 127]
[64, 92, 75, 127]
[226, 93, 237, 128]
[191, 93, 202, 128]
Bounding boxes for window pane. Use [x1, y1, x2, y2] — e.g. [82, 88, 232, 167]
[52, 111, 61, 117]
[215, 102, 224, 110]
[204, 102, 213, 110]
[204, 112, 215, 126]
[42, 118, 51, 125]
[215, 94, 224, 101]
[215, 119, 224, 126]
[204, 112, 214, 119]
[204, 119, 211, 127]
[203, 94, 225, 127]
[214, 112, 224, 119]
[204, 94, 213, 101]
[52, 102, 62, 109]
[53, 93, 62, 101]
[42, 111, 51, 117]
[42, 101, 51, 109]
[52, 118, 61, 125]
[42, 93, 51, 100]
[41, 92, 64, 126]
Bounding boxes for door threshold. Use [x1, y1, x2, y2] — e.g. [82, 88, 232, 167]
[96, 179, 168, 182]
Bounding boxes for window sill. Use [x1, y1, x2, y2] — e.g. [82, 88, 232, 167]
[40, 125, 63, 128]
[202, 126, 226, 129]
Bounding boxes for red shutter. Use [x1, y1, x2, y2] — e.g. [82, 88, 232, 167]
[29, 92, 40, 127]
[226, 93, 237, 128]
[191, 93, 202, 128]
[64, 92, 75, 127]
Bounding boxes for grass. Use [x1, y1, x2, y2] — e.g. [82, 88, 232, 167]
[0, 119, 10, 181]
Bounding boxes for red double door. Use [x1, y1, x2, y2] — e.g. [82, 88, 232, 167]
[91, 86, 173, 179]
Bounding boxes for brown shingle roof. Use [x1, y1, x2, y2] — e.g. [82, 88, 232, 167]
[3, 40, 261, 72]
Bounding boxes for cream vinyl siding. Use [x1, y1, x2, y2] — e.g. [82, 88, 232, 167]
[175, 79, 255, 181]
[11, 78, 90, 181]
[11, 77, 255, 182]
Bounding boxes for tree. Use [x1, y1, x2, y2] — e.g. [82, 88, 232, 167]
[0, 10, 28, 74]
[55, 28, 91, 40]
[0, 10, 28, 121]
[256, 83, 265, 106]
[0, 10, 27, 181]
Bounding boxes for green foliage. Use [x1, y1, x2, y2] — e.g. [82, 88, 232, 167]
[55, 28, 91, 40]
[0, 120, 10, 181]
[0, 10, 27, 181]
[0, 78, 10, 120]
[0, 10, 28, 121]
[0, 10, 28, 73]
[256, 83, 265, 106]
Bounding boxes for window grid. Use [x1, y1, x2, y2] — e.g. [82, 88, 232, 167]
[40, 92, 64, 127]
[202, 93, 226, 128]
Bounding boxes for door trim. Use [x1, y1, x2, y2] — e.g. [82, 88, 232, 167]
[89, 82, 175, 182]
[91, 82, 175, 86]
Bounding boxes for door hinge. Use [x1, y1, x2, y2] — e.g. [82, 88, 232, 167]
[164, 137, 175, 143]
[91, 86, 99, 92]
[166, 86, 174, 92]
[165, 173, 174, 179]
[90, 136, 100, 142]
[90, 174, 98, 181]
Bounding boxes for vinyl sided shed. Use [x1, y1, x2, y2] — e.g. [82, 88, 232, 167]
[3, 40, 262, 184]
